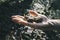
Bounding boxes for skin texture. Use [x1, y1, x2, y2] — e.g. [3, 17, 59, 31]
[11, 10, 60, 31]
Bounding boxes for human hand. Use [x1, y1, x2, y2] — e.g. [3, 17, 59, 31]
[11, 15, 28, 25]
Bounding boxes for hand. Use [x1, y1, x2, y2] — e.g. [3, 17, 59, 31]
[12, 15, 24, 19]
[11, 15, 28, 25]
[28, 10, 38, 17]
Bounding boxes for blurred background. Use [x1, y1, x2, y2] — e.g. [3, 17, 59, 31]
[0, 0, 60, 40]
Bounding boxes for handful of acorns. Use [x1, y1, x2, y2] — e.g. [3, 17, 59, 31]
[23, 10, 48, 23]
[23, 13, 43, 23]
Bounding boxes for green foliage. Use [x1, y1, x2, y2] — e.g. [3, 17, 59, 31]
[31, 0, 60, 19]
[0, 0, 60, 40]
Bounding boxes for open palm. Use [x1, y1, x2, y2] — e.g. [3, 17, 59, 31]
[11, 15, 27, 25]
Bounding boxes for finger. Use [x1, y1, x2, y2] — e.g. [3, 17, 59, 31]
[28, 10, 38, 16]
[12, 18, 21, 23]
[11, 15, 24, 19]
[11, 15, 19, 18]
[17, 16, 24, 18]
[12, 17, 24, 21]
